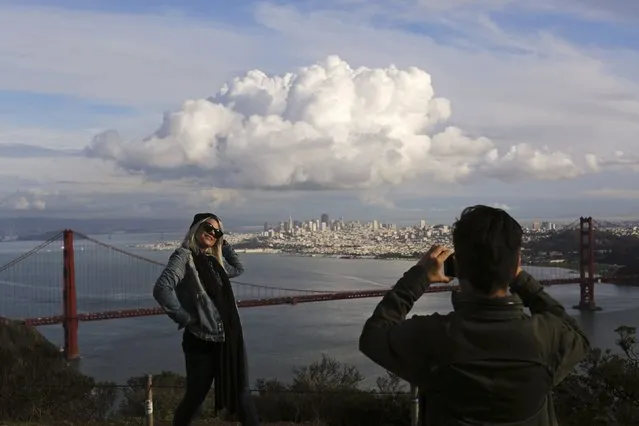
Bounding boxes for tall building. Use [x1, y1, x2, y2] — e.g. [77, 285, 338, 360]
[320, 213, 329, 224]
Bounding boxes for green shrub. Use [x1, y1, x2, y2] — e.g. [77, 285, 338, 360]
[554, 325, 639, 426]
[5, 319, 639, 426]
[251, 356, 410, 426]
[118, 371, 215, 422]
[0, 318, 116, 423]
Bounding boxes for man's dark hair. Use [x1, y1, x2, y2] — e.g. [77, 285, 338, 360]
[452, 205, 523, 294]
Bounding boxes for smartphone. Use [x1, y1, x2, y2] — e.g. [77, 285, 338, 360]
[444, 254, 456, 278]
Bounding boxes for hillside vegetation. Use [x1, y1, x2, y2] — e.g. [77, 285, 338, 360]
[526, 229, 639, 275]
[1, 318, 638, 425]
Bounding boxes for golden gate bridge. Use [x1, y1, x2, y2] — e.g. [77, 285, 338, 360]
[1, 216, 638, 361]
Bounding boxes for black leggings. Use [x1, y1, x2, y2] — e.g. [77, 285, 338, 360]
[173, 331, 221, 426]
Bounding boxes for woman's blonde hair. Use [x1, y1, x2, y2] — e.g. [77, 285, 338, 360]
[182, 217, 226, 271]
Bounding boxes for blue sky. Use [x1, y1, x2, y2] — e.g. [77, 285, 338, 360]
[0, 0, 638, 223]
[3, 0, 253, 17]
[0, 90, 135, 130]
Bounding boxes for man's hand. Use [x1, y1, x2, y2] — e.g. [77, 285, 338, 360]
[417, 245, 455, 284]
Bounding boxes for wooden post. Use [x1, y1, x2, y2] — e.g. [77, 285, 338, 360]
[410, 384, 420, 426]
[145, 374, 154, 426]
[62, 229, 80, 360]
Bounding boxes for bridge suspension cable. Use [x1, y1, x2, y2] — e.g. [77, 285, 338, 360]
[1, 224, 638, 330]
[0, 231, 63, 274]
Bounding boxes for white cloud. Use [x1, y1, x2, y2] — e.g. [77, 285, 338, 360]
[584, 151, 639, 173]
[585, 188, 639, 199]
[86, 56, 593, 190]
[488, 202, 512, 210]
[480, 144, 582, 181]
[406, 0, 639, 24]
[0, 189, 49, 211]
[2, 2, 638, 153]
[1, 1, 639, 217]
[559, 0, 639, 21]
[414, 0, 511, 10]
[251, 3, 639, 156]
[0, 5, 267, 109]
[0, 108, 166, 151]
[0, 126, 97, 150]
[0, 154, 245, 215]
[0, 156, 124, 187]
[190, 188, 246, 209]
[358, 191, 396, 209]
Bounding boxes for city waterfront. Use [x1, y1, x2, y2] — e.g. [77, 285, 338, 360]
[2, 232, 639, 388]
[130, 218, 639, 262]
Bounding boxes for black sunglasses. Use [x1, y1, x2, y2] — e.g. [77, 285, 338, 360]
[200, 222, 224, 238]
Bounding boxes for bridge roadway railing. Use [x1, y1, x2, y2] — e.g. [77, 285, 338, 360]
[3, 228, 639, 360]
[22, 275, 639, 327]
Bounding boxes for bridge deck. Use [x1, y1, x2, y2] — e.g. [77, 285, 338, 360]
[22, 276, 636, 326]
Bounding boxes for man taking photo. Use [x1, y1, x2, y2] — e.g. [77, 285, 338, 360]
[359, 205, 590, 425]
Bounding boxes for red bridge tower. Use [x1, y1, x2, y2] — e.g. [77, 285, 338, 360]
[574, 217, 601, 311]
[62, 229, 80, 360]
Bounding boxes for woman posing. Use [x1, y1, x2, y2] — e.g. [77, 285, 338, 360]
[153, 213, 259, 426]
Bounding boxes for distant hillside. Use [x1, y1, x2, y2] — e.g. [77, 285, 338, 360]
[0, 216, 252, 238]
[15, 230, 68, 242]
[0, 317, 114, 422]
[525, 230, 581, 253]
[526, 229, 639, 275]
[0, 217, 187, 239]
